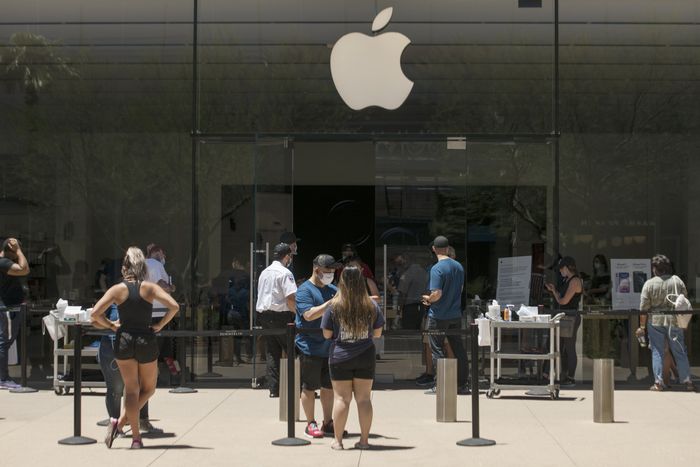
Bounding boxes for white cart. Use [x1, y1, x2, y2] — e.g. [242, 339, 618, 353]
[486, 320, 560, 400]
[50, 315, 105, 395]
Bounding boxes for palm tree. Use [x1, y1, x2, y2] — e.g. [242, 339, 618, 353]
[2, 32, 78, 104]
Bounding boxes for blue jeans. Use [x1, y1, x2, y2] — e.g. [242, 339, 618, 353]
[98, 336, 149, 419]
[427, 317, 469, 386]
[0, 307, 22, 381]
[647, 323, 691, 385]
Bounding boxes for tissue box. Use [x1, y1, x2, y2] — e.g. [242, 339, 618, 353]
[62, 306, 83, 322]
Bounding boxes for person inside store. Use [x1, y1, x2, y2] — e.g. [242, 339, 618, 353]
[0, 238, 30, 390]
[544, 256, 583, 386]
[322, 266, 384, 450]
[586, 254, 611, 304]
[337, 243, 375, 282]
[637, 254, 696, 392]
[91, 247, 179, 449]
[255, 242, 297, 398]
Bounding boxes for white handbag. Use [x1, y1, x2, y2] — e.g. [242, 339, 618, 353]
[666, 276, 692, 329]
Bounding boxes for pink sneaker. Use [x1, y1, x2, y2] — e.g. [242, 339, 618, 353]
[304, 421, 324, 439]
[130, 438, 143, 449]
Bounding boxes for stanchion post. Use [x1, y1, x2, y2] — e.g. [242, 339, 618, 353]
[457, 323, 495, 447]
[199, 310, 222, 378]
[10, 304, 38, 393]
[272, 323, 309, 447]
[58, 324, 96, 445]
[168, 313, 197, 394]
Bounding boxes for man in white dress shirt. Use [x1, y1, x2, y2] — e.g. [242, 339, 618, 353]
[256, 243, 297, 398]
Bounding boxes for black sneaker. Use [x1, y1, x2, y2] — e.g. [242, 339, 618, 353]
[139, 419, 164, 434]
[424, 385, 437, 395]
[415, 374, 435, 387]
[321, 419, 348, 438]
[457, 384, 471, 395]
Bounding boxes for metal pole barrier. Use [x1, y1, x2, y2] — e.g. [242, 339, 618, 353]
[593, 358, 614, 423]
[169, 334, 197, 394]
[10, 304, 38, 393]
[436, 358, 457, 422]
[58, 324, 96, 445]
[199, 309, 222, 378]
[457, 323, 495, 447]
[272, 323, 309, 446]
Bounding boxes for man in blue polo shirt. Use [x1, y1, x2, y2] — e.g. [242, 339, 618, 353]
[421, 236, 469, 394]
[295, 254, 340, 439]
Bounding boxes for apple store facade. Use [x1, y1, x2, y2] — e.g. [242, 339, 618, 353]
[2, 0, 700, 386]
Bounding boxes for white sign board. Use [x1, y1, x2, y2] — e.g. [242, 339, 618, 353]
[496, 256, 532, 306]
[610, 259, 652, 310]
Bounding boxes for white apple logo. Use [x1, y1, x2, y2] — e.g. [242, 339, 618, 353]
[330, 7, 413, 111]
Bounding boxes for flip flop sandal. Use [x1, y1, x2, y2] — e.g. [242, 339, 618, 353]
[331, 441, 344, 451]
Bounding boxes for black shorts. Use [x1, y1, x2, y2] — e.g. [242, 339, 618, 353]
[300, 353, 332, 391]
[329, 345, 376, 381]
[114, 330, 159, 363]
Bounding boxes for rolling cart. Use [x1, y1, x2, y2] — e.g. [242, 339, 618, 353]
[486, 319, 560, 400]
[48, 312, 105, 395]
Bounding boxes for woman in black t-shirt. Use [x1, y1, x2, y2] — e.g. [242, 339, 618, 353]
[322, 266, 384, 450]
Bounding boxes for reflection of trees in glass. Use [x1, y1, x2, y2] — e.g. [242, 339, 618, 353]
[2, 31, 193, 295]
[2, 32, 78, 105]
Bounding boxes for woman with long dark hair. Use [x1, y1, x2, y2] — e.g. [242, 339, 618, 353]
[92, 247, 179, 449]
[545, 256, 583, 385]
[321, 266, 384, 450]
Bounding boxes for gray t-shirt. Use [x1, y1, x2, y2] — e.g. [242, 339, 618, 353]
[640, 274, 687, 327]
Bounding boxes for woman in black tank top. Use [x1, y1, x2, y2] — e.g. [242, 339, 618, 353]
[91, 247, 179, 449]
[545, 256, 583, 385]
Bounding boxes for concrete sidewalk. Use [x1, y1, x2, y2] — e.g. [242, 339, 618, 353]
[1, 385, 698, 467]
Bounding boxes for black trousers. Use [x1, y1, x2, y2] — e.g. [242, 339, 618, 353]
[258, 310, 293, 393]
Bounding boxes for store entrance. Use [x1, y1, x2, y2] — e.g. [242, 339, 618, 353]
[194, 138, 554, 385]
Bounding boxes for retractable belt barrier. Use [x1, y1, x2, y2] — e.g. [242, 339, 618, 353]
[54, 307, 700, 447]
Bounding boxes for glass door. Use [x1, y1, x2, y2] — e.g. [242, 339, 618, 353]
[194, 138, 293, 385]
[374, 140, 469, 382]
[374, 139, 554, 383]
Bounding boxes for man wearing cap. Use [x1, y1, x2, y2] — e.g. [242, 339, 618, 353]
[295, 254, 340, 438]
[279, 232, 299, 277]
[421, 235, 469, 394]
[256, 243, 297, 398]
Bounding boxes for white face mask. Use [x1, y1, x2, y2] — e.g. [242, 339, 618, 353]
[159, 258, 166, 266]
[320, 272, 334, 286]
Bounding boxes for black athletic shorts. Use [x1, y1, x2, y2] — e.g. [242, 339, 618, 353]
[329, 345, 376, 381]
[300, 353, 332, 390]
[114, 329, 159, 363]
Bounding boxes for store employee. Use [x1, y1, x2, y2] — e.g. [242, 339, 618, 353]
[256, 242, 297, 398]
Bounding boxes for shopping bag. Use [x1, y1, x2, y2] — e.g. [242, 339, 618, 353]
[477, 318, 491, 346]
[42, 312, 66, 341]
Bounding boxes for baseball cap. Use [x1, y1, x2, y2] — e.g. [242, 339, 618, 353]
[432, 235, 449, 248]
[273, 242, 292, 259]
[313, 254, 341, 269]
[280, 231, 299, 244]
